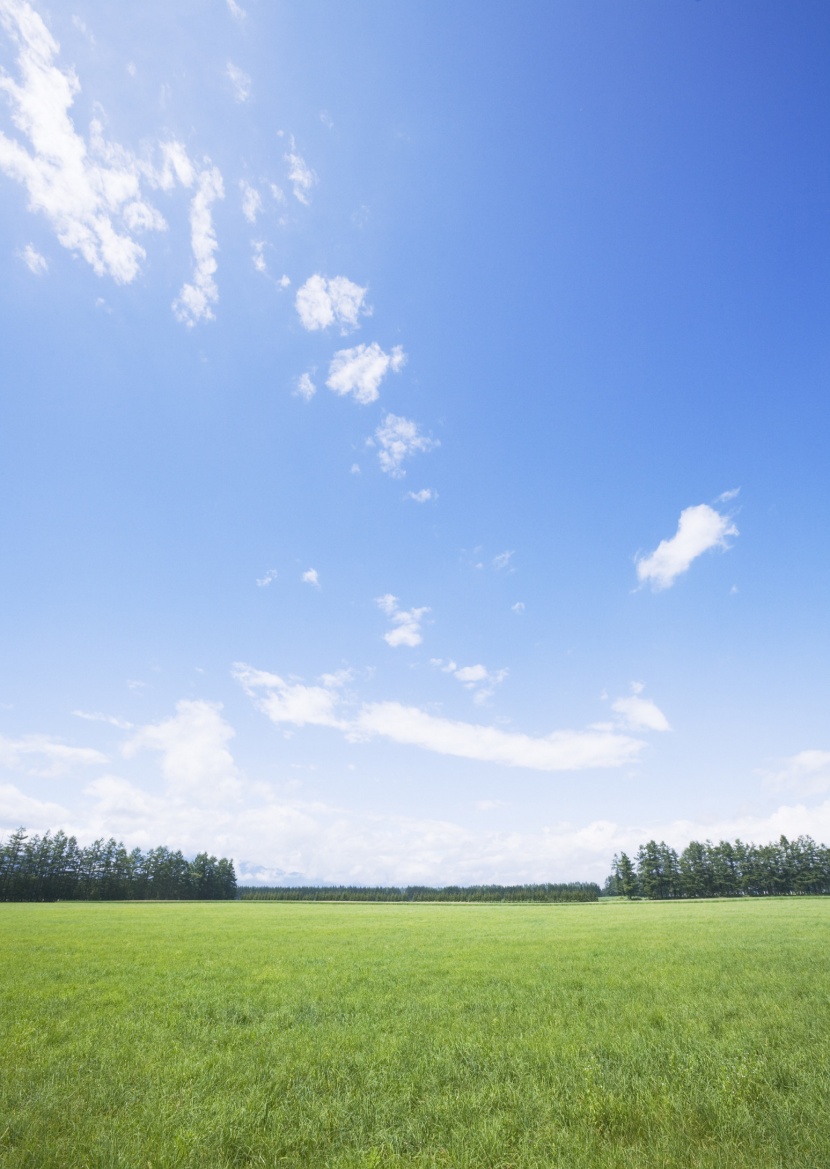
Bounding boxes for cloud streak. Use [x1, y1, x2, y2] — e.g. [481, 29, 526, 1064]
[235, 662, 646, 774]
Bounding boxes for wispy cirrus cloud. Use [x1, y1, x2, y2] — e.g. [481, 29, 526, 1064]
[285, 148, 315, 205]
[636, 503, 738, 590]
[226, 62, 251, 103]
[19, 242, 46, 272]
[240, 180, 261, 223]
[0, 732, 107, 777]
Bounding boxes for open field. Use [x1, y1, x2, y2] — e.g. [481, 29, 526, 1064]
[1, 899, 829, 1168]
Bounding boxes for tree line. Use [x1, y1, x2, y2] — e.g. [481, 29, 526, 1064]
[606, 835, 830, 899]
[239, 882, 600, 902]
[0, 828, 237, 901]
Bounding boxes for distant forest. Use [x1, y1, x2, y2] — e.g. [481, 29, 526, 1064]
[0, 829, 237, 901]
[607, 835, 830, 899]
[238, 883, 601, 903]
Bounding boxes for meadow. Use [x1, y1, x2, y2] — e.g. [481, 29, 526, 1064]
[1, 899, 828, 1169]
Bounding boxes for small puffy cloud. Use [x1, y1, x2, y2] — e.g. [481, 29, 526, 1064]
[636, 504, 738, 591]
[762, 750, 830, 796]
[233, 663, 346, 730]
[434, 659, 508, 705]
[0, 732, 108, 777]
[406, 488, 437, 503]
[251, 240, 266, 273]
[350, 463, 361, 475]
[295, 274, 369, 332]
[327, 343, 405, 405]
[511, 602, 525, 613]
[20, 243, 47, 273]
[493, 550, 514, 571]
[256, 569, 278, 587]
[285, 150, 316, 205]
[173, 166, 225, 326]
[302, 568, 320, 588]
[226, 62, 251, 103]
[294, 371, 316, 401]
[240, 180, 261, 223]
[279, 274, 290, 288]
[611, 692, 670, 733]
[377, 594, 429, 648]
[375, 413, 437, 477]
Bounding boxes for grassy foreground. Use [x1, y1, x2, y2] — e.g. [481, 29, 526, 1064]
[1, 900, 828, 1168]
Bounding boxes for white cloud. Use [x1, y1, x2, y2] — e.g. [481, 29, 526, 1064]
[0, 732, 108, 777]
[320, 110, 333, 130]
[172, 165, 224, 326]
[406, 488, 437, 503]
[233, 663, 346, 730]
[0, 782, 70, 831]
[350, 463, 361, 474]
[72, 710, 133, 730]
[279, 273, 290, 288]
[226, 0, 246, 20]
[295, 274, 369, 332]
[375, 413, 437, 477]
[19, 242, 46, 272]
[612, 693, 670, 733]
[718, 487, 741, 503]
[762, 750, 830, 797]
[353, 704, 642, 772]
[251, 239, 266, 273]
[236, 662, 645, 777]
[327, 343, 405, 405]
[285, 149, 315, 204]
[636, 503, 738, 590]
[240, 180, 261, 223]
[0, 2, 169, 283]
[256, 569, 278, 587]
[123, 700, 240, 800]
[226, 62, 251, 103]
[376, 594, 429, 648]
[294, 371, 316, 401]
[301, 568, 320, 588]
[511, 602, 525, 613]
[493, 550, 514, 571]
[433, 659, 508, 705]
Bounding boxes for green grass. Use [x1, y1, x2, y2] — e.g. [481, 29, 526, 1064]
[1, 899, 829, 1168]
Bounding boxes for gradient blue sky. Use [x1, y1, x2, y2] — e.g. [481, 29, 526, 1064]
[2, 0, 829, 884]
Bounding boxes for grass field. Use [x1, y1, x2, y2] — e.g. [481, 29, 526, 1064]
[1, 899, 829, 1168]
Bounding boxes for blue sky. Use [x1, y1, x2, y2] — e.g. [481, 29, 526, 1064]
[2, 0, 830, 884]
